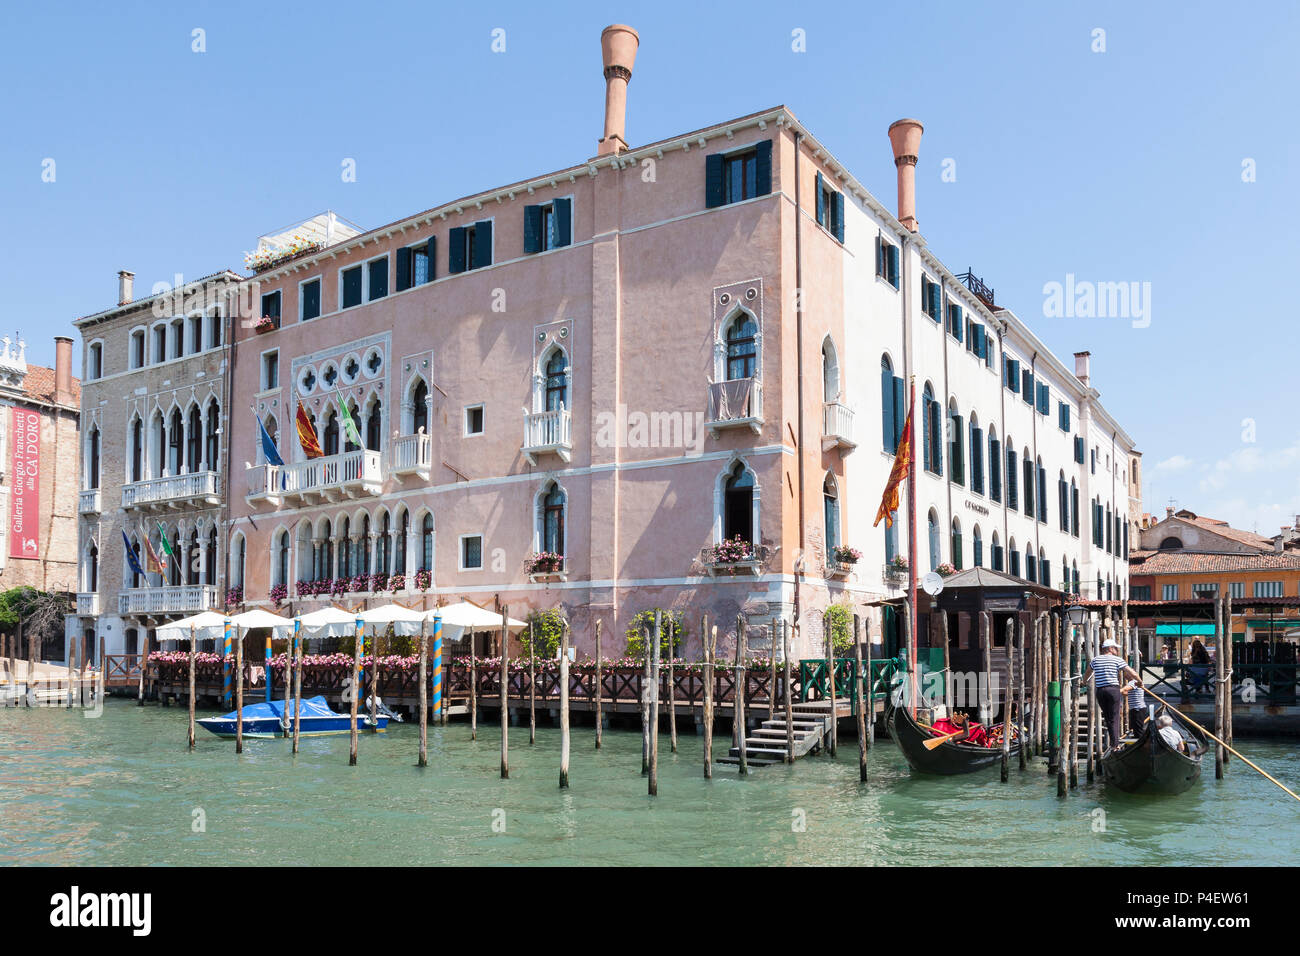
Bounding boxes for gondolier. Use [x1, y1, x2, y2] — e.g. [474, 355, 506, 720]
[1082, 639, 1142, 749]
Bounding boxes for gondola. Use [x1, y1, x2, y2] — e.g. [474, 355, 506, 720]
[887, 704, 1019, 775]
[1100, 708, 1205, 795]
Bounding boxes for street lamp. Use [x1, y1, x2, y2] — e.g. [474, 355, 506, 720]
[1065, 604, 1089, 628]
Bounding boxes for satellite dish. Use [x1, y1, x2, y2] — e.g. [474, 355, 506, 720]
[921, 572, 945, 596]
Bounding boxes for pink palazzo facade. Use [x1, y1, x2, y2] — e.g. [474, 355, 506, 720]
[227, 28, 1137, 659]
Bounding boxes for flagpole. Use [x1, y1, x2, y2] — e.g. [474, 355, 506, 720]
[907, 376, 919, 716]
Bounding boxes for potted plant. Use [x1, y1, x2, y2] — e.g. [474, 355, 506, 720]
[225, 585, 243, 608]
[413, 569, 432, 591]
[709, 536, 755, 564]
[935, 562, 957, 577]
[387, 573, 405, 593]
[269, 583, 288, 606]
[253, 315, 278, 334]
[525, 552, 565, 575]
[831, 545, 861, 565]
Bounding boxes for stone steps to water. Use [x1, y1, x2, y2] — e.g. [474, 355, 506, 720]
[716, 700, 835, 766]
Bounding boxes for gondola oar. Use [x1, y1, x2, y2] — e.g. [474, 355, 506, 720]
[1145, 691, 1300, 805]
[923, 729, 966, 750]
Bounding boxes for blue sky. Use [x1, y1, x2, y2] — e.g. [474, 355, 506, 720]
[3, 0, 1297, 536]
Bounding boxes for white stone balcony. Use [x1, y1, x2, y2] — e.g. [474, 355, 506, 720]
[78, 489, 101, 515]
[706, 378, 763, 435]
[821, 401, 856, 453]
[246, 449, 382, 506]
[118, 585, 218, 615]
[122, 471, 221, 511]
[391, 433, 432, 480]
[76, 592, 100, 616]
[522, 408, 572, 464]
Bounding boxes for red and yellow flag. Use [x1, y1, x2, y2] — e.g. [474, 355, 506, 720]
[144, 535, 166, 575]
[874, 403, 914, 528]
[295, 402, 323, 459]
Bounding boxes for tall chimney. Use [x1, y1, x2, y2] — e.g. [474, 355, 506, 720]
[118, 270, 135, 306]
[597, 24, 639, 157]
[1074, 350, 1091, 387]
[54, 336, 73, 405]
[887, 119, 923, 231]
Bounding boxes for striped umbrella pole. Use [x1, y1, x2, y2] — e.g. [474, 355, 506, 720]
[264, 632, 272, 703]
[222, 619, 233, 706]
[432, 615, 443, 722]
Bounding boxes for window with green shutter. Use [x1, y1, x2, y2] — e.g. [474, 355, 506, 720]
[877, 238, 900, 288]
[340, 266, 362, 309]
[449, 221, 493, 274]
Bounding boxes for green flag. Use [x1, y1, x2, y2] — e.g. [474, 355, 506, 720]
[336, 388, 363, 449]
[156, 522, 175, 557]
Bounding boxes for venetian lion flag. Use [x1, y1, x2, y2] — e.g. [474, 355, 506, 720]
[143, 534, 166, 575]
[874, 402, 914, 528]
[295, 402, 323, 459]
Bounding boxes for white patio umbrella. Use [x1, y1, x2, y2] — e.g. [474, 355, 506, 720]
[153, 611, 229, 643]
[229, 608, 295, 637]
[295, 605, 360, 637]
[426, 601, 526, 644]
[357, 603, 427, 636]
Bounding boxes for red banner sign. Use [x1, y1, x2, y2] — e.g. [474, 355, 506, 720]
[10, 407, 40, 560]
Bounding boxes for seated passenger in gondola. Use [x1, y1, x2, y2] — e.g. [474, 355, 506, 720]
[932, 710, 988, 747]
[1155, 714, 1187, 753]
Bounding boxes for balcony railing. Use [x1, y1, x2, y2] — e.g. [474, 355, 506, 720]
[78, 489, 101, 514]
[122, 471, 221, 510]
[821, 401, 856, 453]
[391, 433, 432, 480]
[76, 592, 100, 616]
[118, 585, 218, 615]
[706, 378, 763, 434]
[246, 448, 382, 505]
[522, 407, 572, 464]
[700, 543, 770, 576]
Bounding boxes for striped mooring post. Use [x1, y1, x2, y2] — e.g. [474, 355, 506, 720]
[222, 619, 233, 706]
[431, 615, 443, 722]
[264, 633, 273, 703]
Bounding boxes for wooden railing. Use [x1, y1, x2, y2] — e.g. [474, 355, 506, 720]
[150, 659, 812, 709]
[800, 657, 900, 713]
[1141, 662, 1297, 706]
[104, 654, 142, 685]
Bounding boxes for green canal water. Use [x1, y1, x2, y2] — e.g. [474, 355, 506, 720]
[1, 699, 1296, 866]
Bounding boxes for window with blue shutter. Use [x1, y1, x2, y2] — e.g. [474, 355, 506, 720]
[970, 422, 983, 494]
[921, 276, 939, 319]
[553, 197, 572, 247]
[1007, 448, 1018, 509]
[1074, 435, 1084, 464]
[754, 140, 772, 197]
[448, 227, 467, 274]
[395, 245, 411, 292]
[950, 412, 964, 485]
[893, 376, 905, 450]
[1071, 485, 1079, 536]
[367, 256, 388, 301]
[523, 205, 543, 254]
[1037, 464, 1047, 522]
[1059, 477, 1069, 531]
[1059, 401, 1070, 431]
[708, 141, 772, 209]
[948, 302, 963, 342]
[832, 192, 845, 242]
[881, 358, 896, 453]
[1022, 369, 1034, 404]
[815, 172, 825, 226]
[705, 153, 725, 208]
[472, 220, 492, 269]
[300, 280, 320, 321]
[989, 435, 1001, 502]
[878, 238, 900, 287]
[341, 266, 362, 308]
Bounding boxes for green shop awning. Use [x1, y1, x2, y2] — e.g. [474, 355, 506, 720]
[1156, 623, 1216, 636]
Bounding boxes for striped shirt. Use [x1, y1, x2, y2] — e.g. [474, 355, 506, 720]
[1090, 655, 1122, 687]
[1126, 683, 1146, 710]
